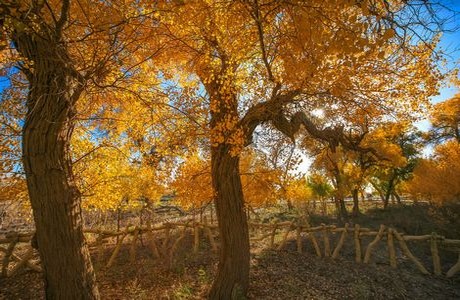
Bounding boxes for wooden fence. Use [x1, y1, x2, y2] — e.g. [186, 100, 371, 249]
[1, 220, 459, 279]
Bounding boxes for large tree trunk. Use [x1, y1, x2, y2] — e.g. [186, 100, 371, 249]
[209, 145, 250, 299]
[17, 31, 100, 299]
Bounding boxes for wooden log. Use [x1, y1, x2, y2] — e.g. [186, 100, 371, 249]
[446, 253, 460, 278]
[5, 232, 33, 238]
[129, 228, 139, 264]
[2, 239, 17, 277]
[402, 235, 431, 241]
[193, 224, 200, 253]
[96, 234, 105, 263]
[354, 224, 362, 263]
[8, 247, 35, 277]
[276, 223, 292, 251]
[250, 232, 272, 242]
[443, 239, 460, 247]
[330, 227, 371, 233]
[0, 236, 31, 244]
[393, 230, 430, 275]
[387, 228, 397, 269]
[301, 225, 336, 232]
[161, 225, 171, 255]
[269, 221, 292, 227]
[106, 232, 128, 269]
[296, 226, 302, 254]
[322, 224, 331, 257]
[364, 224, 385, 264]
[430, 233, 442, 276]
[84, 225, 168, 236]
[308, 232, 322, 257]
[332, 223, 348, 259]
[146, 224, 160, 259]
[169, 227, 187, 267]
[270, 223, 278, 249]
[360, 231, 381, 237]
[205, 225, 218, 252]
[0, 246, 41, 273]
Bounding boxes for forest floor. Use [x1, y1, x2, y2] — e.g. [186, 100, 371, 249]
[1, 203, 460, 299]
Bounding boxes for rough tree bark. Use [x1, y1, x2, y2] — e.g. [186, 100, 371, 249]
[209, 144, 250, 299]
[206, 78, 250, 298]
[12, 2, 100, 299]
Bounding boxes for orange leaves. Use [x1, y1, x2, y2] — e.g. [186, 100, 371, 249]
[0, 0, 451, 216]
[362, 123, 409, 168]
[430, 94, 460, 142]
[284, 178, 313, 206]
[171, 153, 213, 209]
[382, 28, 396, 41]
[407, 141, 460, 205]
[240, 149, 281, 207]
[172, 149, 282, 209]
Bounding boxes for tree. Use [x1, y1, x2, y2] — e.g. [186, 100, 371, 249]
[1, 1, 162, 298]
[407, 91, 460, 204]
[1, 0, 446, 298]
[367, 123, 422, 208]
[408, 140, 460, 204]
[0, 72, 26, 207]
[307, 173, 333, 215]
[429, 94, 460, 143]
[311, 145, 352, 219]
[284, 177, 313, 214]
[156, 0, 442, 297]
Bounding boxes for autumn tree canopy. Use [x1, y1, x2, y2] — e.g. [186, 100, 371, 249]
[0, 0, 456, 299]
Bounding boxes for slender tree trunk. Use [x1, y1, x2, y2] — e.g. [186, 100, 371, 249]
[377, 188, 385, 204]
[209, 145, 250, 299]
[339, 196, 348, 220]
[333, 172, 348, 221]
[16, 27, 99, 299]
[286, 199, 293, 211]
[333, 196, 341, 217]
[321, 197, 327, 215]
[384, 177, 395, 209]
[394, 192, 401, 205]
[352, 188, 361, 216]
[360, 191, 366, 203]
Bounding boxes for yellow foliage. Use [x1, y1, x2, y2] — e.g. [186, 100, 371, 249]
[285, 178, 313, 205]
[407, 141, 460, 204]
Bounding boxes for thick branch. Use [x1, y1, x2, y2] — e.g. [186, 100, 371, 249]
[55, 0, 70, 39]
[240, 89, 301, 145]
[274, 111, 382, 158]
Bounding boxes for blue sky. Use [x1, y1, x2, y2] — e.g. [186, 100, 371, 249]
[412, 0, 460, 131]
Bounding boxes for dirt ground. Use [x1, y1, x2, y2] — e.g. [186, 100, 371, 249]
[1, 204, 460, 299]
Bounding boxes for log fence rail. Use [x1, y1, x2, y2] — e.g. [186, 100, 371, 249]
[1, 220, 459, 279]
